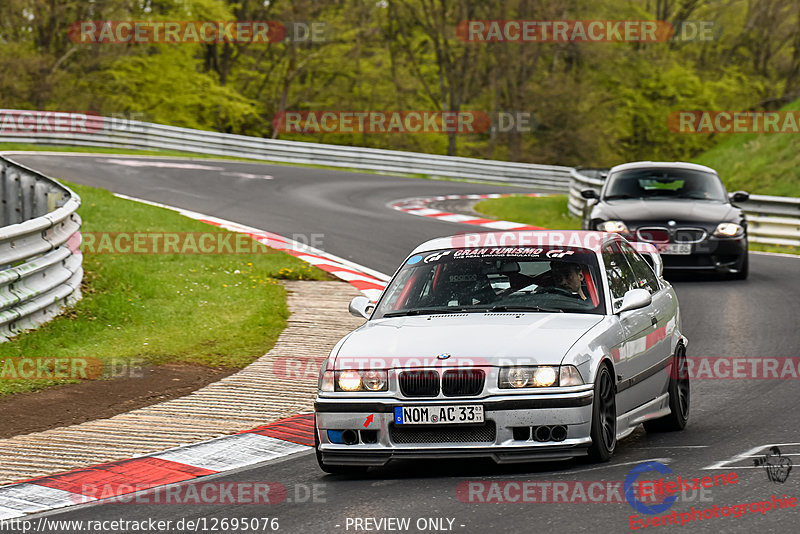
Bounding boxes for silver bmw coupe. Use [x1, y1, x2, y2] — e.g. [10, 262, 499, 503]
[314, 230, 689, 473]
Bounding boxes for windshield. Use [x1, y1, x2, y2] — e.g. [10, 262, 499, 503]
[603, 168, 728, 202]
[373, 247, 606, 318]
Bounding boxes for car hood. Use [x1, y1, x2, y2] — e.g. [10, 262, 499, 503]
[597, 199, 739, 226]
[332, 313, 603, 369]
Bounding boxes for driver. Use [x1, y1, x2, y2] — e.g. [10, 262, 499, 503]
[547, 262, 587, 301]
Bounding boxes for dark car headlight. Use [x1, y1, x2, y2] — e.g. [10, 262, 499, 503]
[597, 220, 629, 233]
[714, 223, 744, 237]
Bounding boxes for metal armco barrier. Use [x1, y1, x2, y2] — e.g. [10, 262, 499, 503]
[569, 168, 800, 247]
[0, 110, 796, 246]
[0, 156, 82, 341]
[0, 110, 572, 190]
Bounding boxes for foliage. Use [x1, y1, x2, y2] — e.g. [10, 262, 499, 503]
[2, 0, 800, 175]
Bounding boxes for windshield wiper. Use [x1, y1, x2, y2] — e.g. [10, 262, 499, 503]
[383, 308, 469, 317]
[484, 305, 564, 313]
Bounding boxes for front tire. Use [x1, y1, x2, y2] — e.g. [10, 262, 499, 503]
[644, 345, 690, 432]
[587, 364, 616, 462]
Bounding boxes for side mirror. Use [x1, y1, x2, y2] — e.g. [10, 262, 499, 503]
[616, 288, 652, 314]
[730, 191, 750, 203]
[348, 296, 374, 319]
[581, 189, 599, 200]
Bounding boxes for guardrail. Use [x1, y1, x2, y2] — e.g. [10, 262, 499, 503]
[0, 110, 573, 190]
[1, 110, 796, 247]
[568, 168, 800, 247]
[0, 156, 82, 341]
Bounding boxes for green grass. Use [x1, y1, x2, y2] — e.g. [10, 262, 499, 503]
[748, 243, 800, 255]
[473, 195, 581, 230]
[0, 180, 332, 397]
[693, 99, 800, 197]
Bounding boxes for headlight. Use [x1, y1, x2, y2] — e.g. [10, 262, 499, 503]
[337, 370, 362, 391]
[329, 369, 389, 392]
[597, 220, 629, 233]
[559, 365, 585, 386]
[362, 370, 388, 391]
[714, 222, 744, 237]
[320, 370, 335, 392]
[499, 366, 557, 388]
[504, 367, 533, 388]
[532, 366, 557, 387]
[499, 365, 584, 388]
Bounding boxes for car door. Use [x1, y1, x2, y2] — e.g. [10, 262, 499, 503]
[619, 240, 677, 397]
[601, 241, 657, 416]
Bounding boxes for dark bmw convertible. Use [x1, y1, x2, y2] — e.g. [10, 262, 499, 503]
[581, 162, 750, 279]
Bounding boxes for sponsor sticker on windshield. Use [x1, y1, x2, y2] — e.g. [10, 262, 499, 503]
[453, 247, 544, 259]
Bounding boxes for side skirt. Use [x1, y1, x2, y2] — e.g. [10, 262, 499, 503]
[615, 393, 670, 439]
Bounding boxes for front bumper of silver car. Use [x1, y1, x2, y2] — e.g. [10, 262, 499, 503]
[314, 388, 594, 466]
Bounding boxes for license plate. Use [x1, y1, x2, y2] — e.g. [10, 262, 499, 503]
[394, 405, 484, 425]
[659, 243, 692, 255]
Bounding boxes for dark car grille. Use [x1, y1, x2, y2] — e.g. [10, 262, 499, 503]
[390, 422, 496, 444]
[399, 370, 440, 397]
[636, 226, 707, 244]
[442, 369, 485, 397]
[674, 228, 707, 243]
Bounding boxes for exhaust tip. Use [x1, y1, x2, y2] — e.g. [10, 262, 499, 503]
[533, 425, 552, 442]
[551, 425, 568, 442]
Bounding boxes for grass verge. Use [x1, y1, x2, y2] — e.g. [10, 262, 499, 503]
[0, 180, 332, 397]
[473, 195, 581, 230]
[693, 98, 800, 197]
[473, 195, 800, 256]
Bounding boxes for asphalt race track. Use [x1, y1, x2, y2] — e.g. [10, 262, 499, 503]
[11, 154, 800, 534]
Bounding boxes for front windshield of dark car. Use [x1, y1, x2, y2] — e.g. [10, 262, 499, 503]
[372, 247, 606, 318]
[603, 168, 728, 202]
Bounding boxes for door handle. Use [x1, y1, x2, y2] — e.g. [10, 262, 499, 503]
[650, 315, 658, 326]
